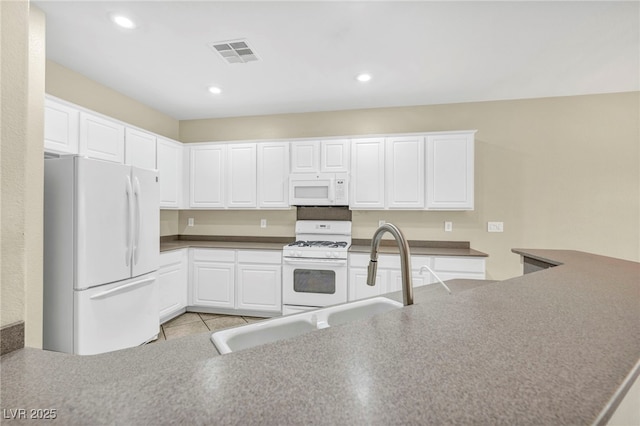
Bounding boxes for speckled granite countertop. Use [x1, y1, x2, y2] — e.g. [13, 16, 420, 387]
[2, 250, 638, 425]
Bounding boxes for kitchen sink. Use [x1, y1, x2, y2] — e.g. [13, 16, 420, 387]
[211, 297, 403, 354]
[325, 298, 404, 327]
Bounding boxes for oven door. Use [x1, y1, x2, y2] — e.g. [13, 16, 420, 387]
[283, 257, 348, 307]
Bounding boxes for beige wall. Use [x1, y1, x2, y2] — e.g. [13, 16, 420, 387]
[178, 93, 640, 280]
[1, 1, 46, 348]
[46, 60, 180, 140]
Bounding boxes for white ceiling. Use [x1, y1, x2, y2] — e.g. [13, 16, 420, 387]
[34, 1, 639, 120]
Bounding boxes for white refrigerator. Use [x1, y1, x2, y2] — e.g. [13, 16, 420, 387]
[43, 156, 160, 355]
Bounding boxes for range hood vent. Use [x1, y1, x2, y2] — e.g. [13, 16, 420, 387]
[209, 39, 259, 64]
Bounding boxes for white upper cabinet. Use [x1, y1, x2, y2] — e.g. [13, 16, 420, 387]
[426, 132, 475, 210]
[385, 136, 425, 209]
[79, 112, 125, 164]
[290, 140, 320, 173]
[189, 144, 225, 208]
[349, 138, 386, 209]
[291, 139, 350, 173]
[188, 141, 290, 210]
[257, 142, 290, 208]
[226, 143, 257, 208]
[320, 139, 350, 173]
[44, 98, 79, 155]
[125, 128, 156, 170]
[157, 138, 183, 209]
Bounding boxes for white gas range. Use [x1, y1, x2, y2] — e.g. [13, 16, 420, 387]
[282, 221, 351, 315]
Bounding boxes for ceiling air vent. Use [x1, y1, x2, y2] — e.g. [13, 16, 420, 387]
[209, 39, 259, 64]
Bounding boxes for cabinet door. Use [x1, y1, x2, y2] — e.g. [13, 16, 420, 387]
[157, 138, 183, 208]
[348, 267, 386, 302]
[190, 250, 236, 308]
[431, 256, 486, 281]
[189, 144, 225, 208]
[257, 142, 290, 208]
[79, 112, 125, 163]
[388, 270, 433, 292]
[236, 264, 282, 312]
[44, 98, 79, 155]
[158, 249, 188, 322]
[290, 140, 320, 173]
[227, 143, 257, 208]
[426, 133, 474, 210]
[386, 136, 425, 209]
[350, 138, 385, 209]
[125, 128, 156, 170]
[321, 139, 350, 173]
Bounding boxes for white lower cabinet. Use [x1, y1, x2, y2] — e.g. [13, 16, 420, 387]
[189, 248, 282, 315]
[190, 249, 236, 309]
[158, 249, 188, 323]
[236, 251, 282, 313]
[348, 253, 485, 302]
[430, 256, 486, 281]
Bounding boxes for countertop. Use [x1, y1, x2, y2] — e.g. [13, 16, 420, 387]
[2, 249, 639, 425]
[160, 235, 488, 257]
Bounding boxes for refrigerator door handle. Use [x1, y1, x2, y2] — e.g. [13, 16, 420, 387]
[89, 277, 155, 300]
[125, 176, 134, 267]
[133, 176, 142, 265]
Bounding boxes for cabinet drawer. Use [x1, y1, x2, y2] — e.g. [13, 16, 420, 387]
[349, 253, 400, 269]
[191, 248, 235, 262]
[237, 250, 281, 264]
[160, 249, 186, 268]
[432, 256, 485, 273]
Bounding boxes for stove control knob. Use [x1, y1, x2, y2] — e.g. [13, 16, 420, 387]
[325, 252, 331, 258]
[297, 251, 303, 257]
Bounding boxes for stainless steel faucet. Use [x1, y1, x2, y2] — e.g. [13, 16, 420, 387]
[366, 223, 413, 306]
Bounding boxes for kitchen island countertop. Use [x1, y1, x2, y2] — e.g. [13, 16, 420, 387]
[2, 249, 638, 425]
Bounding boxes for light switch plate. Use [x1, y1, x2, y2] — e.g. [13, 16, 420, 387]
[488, 221, 504, 232]
[260, 219, 267, 228]
[444, 221, 453, 232]
[188, 218, 194, 227]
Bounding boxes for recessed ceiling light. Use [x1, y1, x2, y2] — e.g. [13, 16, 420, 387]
[208, 86, 222, 95]
[110, 14, 136, 29]
[356, 73, 372, 82]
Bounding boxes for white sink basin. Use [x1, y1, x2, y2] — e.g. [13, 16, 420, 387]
[211, 297, 403, 354]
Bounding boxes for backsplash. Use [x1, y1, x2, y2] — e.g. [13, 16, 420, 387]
[175, 209, 297, 237]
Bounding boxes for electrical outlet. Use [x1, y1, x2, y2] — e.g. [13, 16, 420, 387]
[444, 221, 453, 232]
[488, 221, 504, 232]
[188, 218, 194, 227]
[260, 219, 267, 228]
[378, 220, 386, 227]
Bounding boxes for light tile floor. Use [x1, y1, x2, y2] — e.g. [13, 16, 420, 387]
[150, 312, 266, 343]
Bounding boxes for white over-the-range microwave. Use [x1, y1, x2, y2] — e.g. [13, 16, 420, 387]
[289, 172, 349, 206]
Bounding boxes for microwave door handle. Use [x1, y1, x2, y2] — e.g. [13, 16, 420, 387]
[328, 178, 335, 202]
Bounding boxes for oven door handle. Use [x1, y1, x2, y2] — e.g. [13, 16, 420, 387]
[283, 257, 347, 266]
